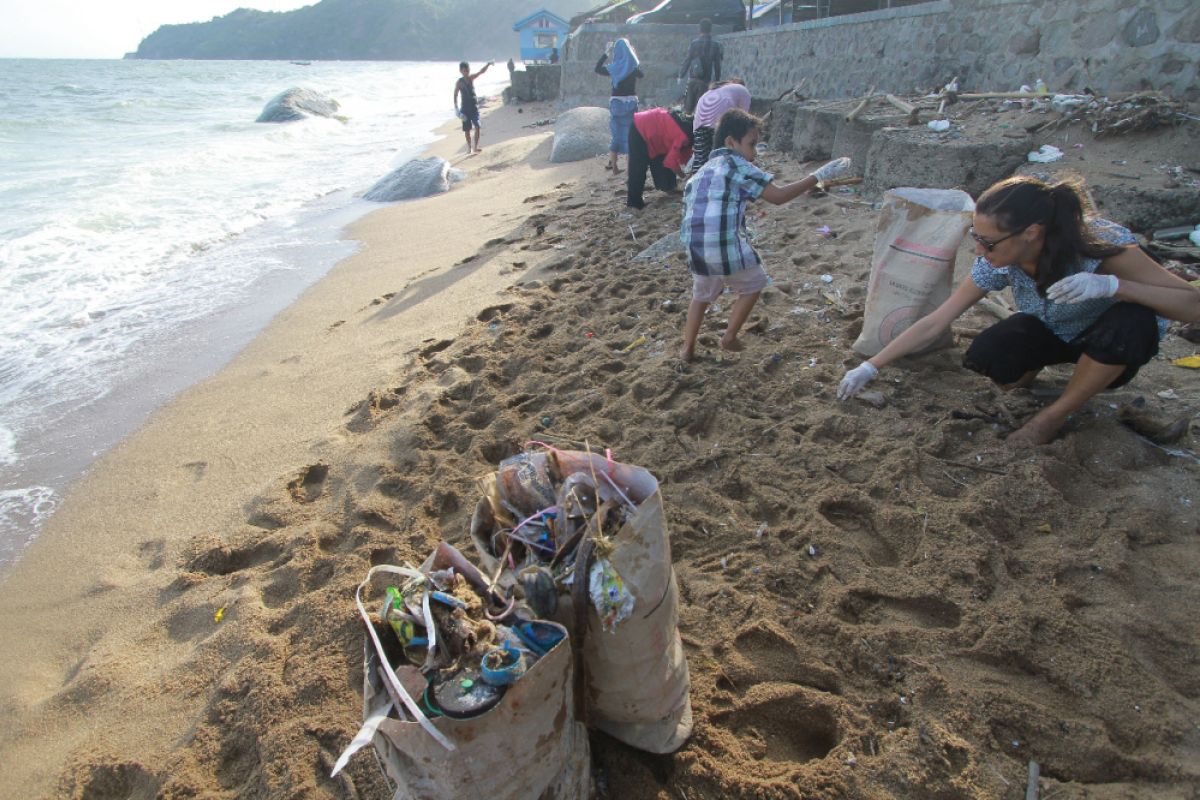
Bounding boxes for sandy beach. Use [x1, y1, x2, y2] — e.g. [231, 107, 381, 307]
[1, 92, 1198, 800]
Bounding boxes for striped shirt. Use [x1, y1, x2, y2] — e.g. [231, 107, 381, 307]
[970, 217, 1168, 341]
[681, 148, 773, 276]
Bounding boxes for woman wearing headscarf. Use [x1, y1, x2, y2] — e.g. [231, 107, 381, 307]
[691, 80, 751, 169]
[595, 38, 643, 174]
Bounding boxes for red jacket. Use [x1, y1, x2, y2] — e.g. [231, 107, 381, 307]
[632, 108, 692, 172]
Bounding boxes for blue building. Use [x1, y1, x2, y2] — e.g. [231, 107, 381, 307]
[513, 9, 569, 64]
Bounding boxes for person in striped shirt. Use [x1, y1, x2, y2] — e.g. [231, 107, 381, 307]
[679, 109, 850, 361]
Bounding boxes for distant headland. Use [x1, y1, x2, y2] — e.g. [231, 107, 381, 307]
[126, 0, 579, 60]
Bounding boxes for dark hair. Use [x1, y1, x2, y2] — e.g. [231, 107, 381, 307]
[669, 109, 693, 136]
[715, 108, 761, 149]
[708, 77, 745, 91]
[459, 61, 469, 70]
[976, 175, 1123, 294]
[699, 18, 713, 33]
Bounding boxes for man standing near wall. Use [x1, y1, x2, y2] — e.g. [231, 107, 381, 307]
[680, 18, 723, 114]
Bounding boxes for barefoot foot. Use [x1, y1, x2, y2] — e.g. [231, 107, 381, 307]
[719, 335, 744, 353]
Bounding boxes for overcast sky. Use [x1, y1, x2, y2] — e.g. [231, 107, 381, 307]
[0, 0, 316, 59]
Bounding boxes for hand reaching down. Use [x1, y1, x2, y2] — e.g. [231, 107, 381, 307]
[837, 361, 878, 401]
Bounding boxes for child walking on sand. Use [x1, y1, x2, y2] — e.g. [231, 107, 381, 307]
[680, 109, 851, 361]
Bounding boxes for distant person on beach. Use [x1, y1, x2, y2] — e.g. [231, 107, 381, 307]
[679, 19, 723, 114]
[836, 174, 1200, 444]
[549, 47, 560, 64]
[691, 80, 751, 170]
[454, 60, 492, 153]
[507, 58, 515, 74]
[595, 38, 643, 175]
[680, 110, 851, 360]
[626, 107, 693, 210]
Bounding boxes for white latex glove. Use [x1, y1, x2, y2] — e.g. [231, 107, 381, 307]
[1046, 272, 1118, 304]
[837, 361, 878, 401]
[809, 157, 852, 184]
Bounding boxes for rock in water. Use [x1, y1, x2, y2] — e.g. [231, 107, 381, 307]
[549, 106, 611, 163]
[363, 157, 463, 202]
[256, 88, 340, 123]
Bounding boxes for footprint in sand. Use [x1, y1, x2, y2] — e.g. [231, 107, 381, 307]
[709, 684, 840, 768]
[835, 590, 962, 629]
[287, 463, 328, 504]
[817, 496, 900, 566]
[64, 761, 162, 799]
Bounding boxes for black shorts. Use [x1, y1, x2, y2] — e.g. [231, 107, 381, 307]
[963, 302, 1159, 388]
[461, 108, 480, 131]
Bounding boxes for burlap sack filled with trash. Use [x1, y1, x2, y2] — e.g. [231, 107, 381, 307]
[332, 544, 591, 800]
[470, 447, 693, 754]
[852, 188, 975, 357]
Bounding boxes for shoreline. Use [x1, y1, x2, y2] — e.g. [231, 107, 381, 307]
[0, 95, 593, 798]
[0, 58, 508, 576]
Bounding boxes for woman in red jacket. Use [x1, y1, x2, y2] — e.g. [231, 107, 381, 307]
[626, 107, 692, 209]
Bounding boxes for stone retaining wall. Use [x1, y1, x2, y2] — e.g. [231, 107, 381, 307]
[557, 2, 1199, 108]
[720, 0, 1200, 102]
[505, 65, 562, 104]
[559, 24, 698, 109]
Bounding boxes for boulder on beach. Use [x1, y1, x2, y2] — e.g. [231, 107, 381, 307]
[363, 157, 463, 202]
[549, 107, 611, 163]
[255, 88, 340, 123]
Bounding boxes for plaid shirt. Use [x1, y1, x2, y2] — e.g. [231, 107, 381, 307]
[970, 217, 1168, 341]
[681, 148, 772, 276]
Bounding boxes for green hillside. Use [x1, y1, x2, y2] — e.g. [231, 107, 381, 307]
[130, 0, 583, 60]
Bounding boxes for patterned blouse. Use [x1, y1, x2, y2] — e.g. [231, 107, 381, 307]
[970, 218, 1168, 341]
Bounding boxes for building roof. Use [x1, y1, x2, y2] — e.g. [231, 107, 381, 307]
[512, 8, 570, 30]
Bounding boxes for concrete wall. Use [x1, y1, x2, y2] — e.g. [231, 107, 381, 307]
[718, 0, 1200, 102]
[559, 23, 698, 109]
[505, 65, 562, 103]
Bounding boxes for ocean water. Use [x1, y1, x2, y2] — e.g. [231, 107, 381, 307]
[0, 58, 511, 571]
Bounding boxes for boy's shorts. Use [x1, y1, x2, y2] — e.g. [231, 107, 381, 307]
[461, 109, 480, 131]
[691, 265, 768, 303]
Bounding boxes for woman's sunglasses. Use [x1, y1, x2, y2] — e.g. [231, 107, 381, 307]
[969, 226, 1024, 252]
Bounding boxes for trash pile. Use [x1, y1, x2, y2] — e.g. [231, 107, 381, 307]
[470, 447, 639, 631]
[371, 555, 566, 719]
[333, 446, 690, 799]
[470, 446, 693, 754]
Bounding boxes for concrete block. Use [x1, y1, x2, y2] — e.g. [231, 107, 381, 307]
[863, 128, 1030, 198]
[790, 106, 842, 162]
[766, 101, 798, 152]
[1088, 184, 1200, 234]
[832, 116, 892, 175]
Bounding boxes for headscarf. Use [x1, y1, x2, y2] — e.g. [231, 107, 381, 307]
[608, 38, 640, 89]
[693, 82, 752, 131]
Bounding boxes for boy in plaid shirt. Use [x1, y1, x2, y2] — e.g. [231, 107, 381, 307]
[680, 109, 851, 361]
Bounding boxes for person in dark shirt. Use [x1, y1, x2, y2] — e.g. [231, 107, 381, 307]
[595, 38, 644, 174]
[549, 47, 559, 64]
[454, 60, 492, 153]
[679, 19, 723, 114]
